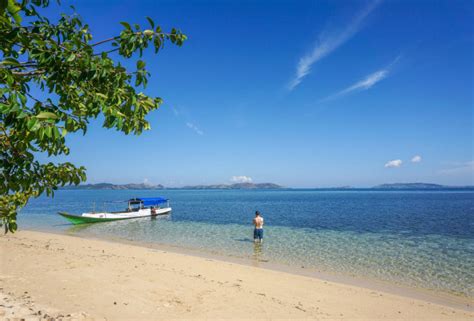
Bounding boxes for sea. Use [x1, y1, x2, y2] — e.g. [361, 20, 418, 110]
[17, 189, 474, 299]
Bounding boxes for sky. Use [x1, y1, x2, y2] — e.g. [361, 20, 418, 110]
[35, 0, 473, 187]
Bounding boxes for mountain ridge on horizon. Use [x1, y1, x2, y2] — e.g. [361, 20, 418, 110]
[60, 182, 474, 190]
[60, 182, 284, 190]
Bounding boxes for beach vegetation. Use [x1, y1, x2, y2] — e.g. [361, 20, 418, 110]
[0, 0, 186, 232]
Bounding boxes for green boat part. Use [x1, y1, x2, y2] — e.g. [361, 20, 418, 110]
[58, 212, 131, 225]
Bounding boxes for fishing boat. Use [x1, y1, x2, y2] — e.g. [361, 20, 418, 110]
[58, 197, 171, 225]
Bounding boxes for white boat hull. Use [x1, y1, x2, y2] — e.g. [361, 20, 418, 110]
[82, 207, 172, 219]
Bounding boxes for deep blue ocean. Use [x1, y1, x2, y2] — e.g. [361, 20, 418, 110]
[18, 189, 474, 297]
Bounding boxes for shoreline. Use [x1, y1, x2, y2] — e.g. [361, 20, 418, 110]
[1, 230, 473, 320]
[35, 226, 474, 310]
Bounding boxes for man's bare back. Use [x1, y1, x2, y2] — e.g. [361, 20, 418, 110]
[253, 211, 264, 242]
[253, 216, 264, 229]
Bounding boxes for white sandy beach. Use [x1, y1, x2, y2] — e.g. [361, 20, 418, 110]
[0, 230, 473, 320]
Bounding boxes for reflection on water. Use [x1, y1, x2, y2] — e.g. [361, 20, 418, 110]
[66, 223, 94, 233]
[252, 242, 264, 266]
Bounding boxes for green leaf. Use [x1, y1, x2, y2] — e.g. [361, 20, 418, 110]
[44, 126, 52, 138]
[137, 60, 145, 69]
[17, 111, 28, 119]
[26, 118, 38, 130]
[30, 122, 41, 131]
[146, 16, 155, 29]
[120, 21, 131, 30]
[66, 53, 76, 62]
[0, 0, 8, 14]
[52, 127, 60, 139]
[1, 57, 20, 66]
[36, 112, 58, 120]
[19, 93, 26, 105]
[8, 222, 17, 233]
[7, 0, 21, 24]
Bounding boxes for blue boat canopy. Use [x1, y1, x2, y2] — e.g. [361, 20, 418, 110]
[129, 197, 168, 206]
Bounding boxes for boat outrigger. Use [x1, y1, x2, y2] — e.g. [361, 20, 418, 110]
[58, 197, 171, 225]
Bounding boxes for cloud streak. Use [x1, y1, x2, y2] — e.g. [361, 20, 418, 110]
[438, 161, 474, 175]
[288, 0, 381, 91]
[171, 105, 204, 136]
[186, 122, 204, 136]
[411, 155, 422, 163]
[320, 55, 401, 102]
[171, 105, 180, 117]
[336, 69, 388, 94]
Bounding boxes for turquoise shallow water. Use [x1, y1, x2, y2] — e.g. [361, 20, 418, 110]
[18, 189, 474, 297]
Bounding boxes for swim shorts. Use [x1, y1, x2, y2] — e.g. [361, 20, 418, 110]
[254, 228, 263, 240]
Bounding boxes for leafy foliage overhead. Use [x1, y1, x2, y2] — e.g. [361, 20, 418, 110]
[0, 0, 186, 232]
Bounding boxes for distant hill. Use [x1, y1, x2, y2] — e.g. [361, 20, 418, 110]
[61, 182, 282, 190]
[372, 183, 471, 189]
[62, 183, 164, 190]
[181, 183, 283, 190]
[61, 182, 471, 190]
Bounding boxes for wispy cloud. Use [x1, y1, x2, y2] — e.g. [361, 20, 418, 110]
[411, 155, 422, 163]
[320, 55, 401, 102]
[385, 159, 402, 168]
[171, 105, 180, 117]
[171, 105, 204, 136]
[186, 122, 204, 136]
[288, 0, 381, 91]
[335, 69, 388, 94]
[438, 161, 474, 175]
[231, 176, 253, 183]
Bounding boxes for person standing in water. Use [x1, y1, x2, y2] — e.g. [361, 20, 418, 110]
[253, 211, 264, 243]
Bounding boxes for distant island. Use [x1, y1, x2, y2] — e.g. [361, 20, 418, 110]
[61, 182, 283, 190]
[372, 183, 473, 190]
[61, 182, 472, 190]
[61, 183, 165, 190]
[181, 183, 283, 190]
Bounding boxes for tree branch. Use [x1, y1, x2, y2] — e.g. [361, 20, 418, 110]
[11, 70, 45, 76]
[0, 63, 38, 70]
[93, 48, 120, 56]
[25, 92, 81, 122]
[91, 36, 120, 47]
[90, 32, 173, 47]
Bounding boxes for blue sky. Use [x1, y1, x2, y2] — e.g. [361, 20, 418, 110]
[37, 0, 473, 187]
